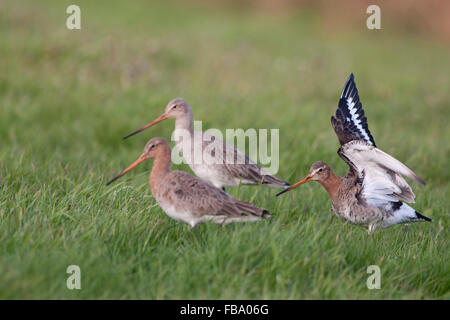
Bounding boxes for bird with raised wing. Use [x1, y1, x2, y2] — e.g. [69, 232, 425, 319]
[107, 138, 270, 228]
[277, 73, 431, 233]
[122, 98, 289, 190]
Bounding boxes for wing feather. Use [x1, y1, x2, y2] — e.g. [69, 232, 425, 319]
[340, 140, 425, 207]
[166, 171, 267, 218]
[331, 73, 377, 146]
[202, 131, 289, 187]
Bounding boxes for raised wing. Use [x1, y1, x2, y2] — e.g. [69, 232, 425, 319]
[331, 73, 377, 147]
[339, 140, 425, 207]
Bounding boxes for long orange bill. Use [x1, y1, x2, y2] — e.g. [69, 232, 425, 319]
[106, 155, 147, 185]
[276, 174, 313, 197]
[123, 113, 168, 139]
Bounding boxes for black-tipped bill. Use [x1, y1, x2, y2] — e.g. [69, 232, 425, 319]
[106, 156, 147, 186]
[275, 187, 291, 197]
[123, 113, 168, 139]
[275, 174, 312, 197]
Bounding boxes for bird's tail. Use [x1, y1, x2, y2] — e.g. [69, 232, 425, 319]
[234, 199, 271, 219]
[261, 209, 271, 218]
[384, 202, 432, 227]
[414, 211, 432, 222]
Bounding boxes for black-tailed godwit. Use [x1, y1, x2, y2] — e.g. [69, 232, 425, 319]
[277, 74, 431, 233]
[122, 98, 289, 190]
[107, 138, 270, 228]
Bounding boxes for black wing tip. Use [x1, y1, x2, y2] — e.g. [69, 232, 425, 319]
[262, 209, 271, 218]
[331, 115, 337, 123]
[346, 73, 355, 86]
[341, 73, 356, 99]
[261, 175, 290, 188]
[416, 176, 426, 186]
[347, 72, 355, 83]
[335, 73, 377, 147]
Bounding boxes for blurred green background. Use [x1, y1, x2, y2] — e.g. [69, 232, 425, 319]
[0, 0, 448, 299]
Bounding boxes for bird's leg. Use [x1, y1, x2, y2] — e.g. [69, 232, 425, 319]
[329, 206, 335, 217]
[367, 222, 381, 235]
[402, 223, 411, 234]
[220, 217, 228, 228]
[326, 206, 336, 226]
[190, 224, 200, 243]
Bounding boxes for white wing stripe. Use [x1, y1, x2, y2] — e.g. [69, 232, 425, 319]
[346, 97, 373, 144]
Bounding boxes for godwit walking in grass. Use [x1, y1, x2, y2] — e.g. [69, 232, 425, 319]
[106, 138, 270, 228]
[122, 98, 289, 190]
[277, 73, 431, 232]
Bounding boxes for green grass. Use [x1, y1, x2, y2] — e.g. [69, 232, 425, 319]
[0, 0, 449, 299]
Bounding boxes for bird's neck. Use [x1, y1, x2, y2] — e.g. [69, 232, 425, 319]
[149, 152, 172, 190]
[319, 171, 342, 201]
[175, 112, 194, 134]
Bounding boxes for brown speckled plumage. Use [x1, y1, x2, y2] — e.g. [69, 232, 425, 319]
[123, 98, 289, 189]
[107, 138, 270, 228]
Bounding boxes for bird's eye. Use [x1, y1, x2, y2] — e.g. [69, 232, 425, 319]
[172, 105, 177, 109]
[150, 145, 155, 150]
[318, 168, 323, 172]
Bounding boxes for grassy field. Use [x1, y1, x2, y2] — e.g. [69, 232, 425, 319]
[0, 0, 449, 299]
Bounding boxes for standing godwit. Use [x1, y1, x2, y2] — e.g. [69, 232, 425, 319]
[122, 98, 289, 190]
[277, 73, 431, 232]
[106, 138, 270, 228]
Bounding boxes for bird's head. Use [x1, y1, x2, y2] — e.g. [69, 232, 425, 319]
[123, 98, 192, 139]
[106, 138, 170, 185]
[163, 98, 191, 119]
[276, 161, 331, 196]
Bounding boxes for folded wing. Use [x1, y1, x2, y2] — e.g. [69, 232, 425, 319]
[202, 131, 289, 187]
[167, 171, 268, 218]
